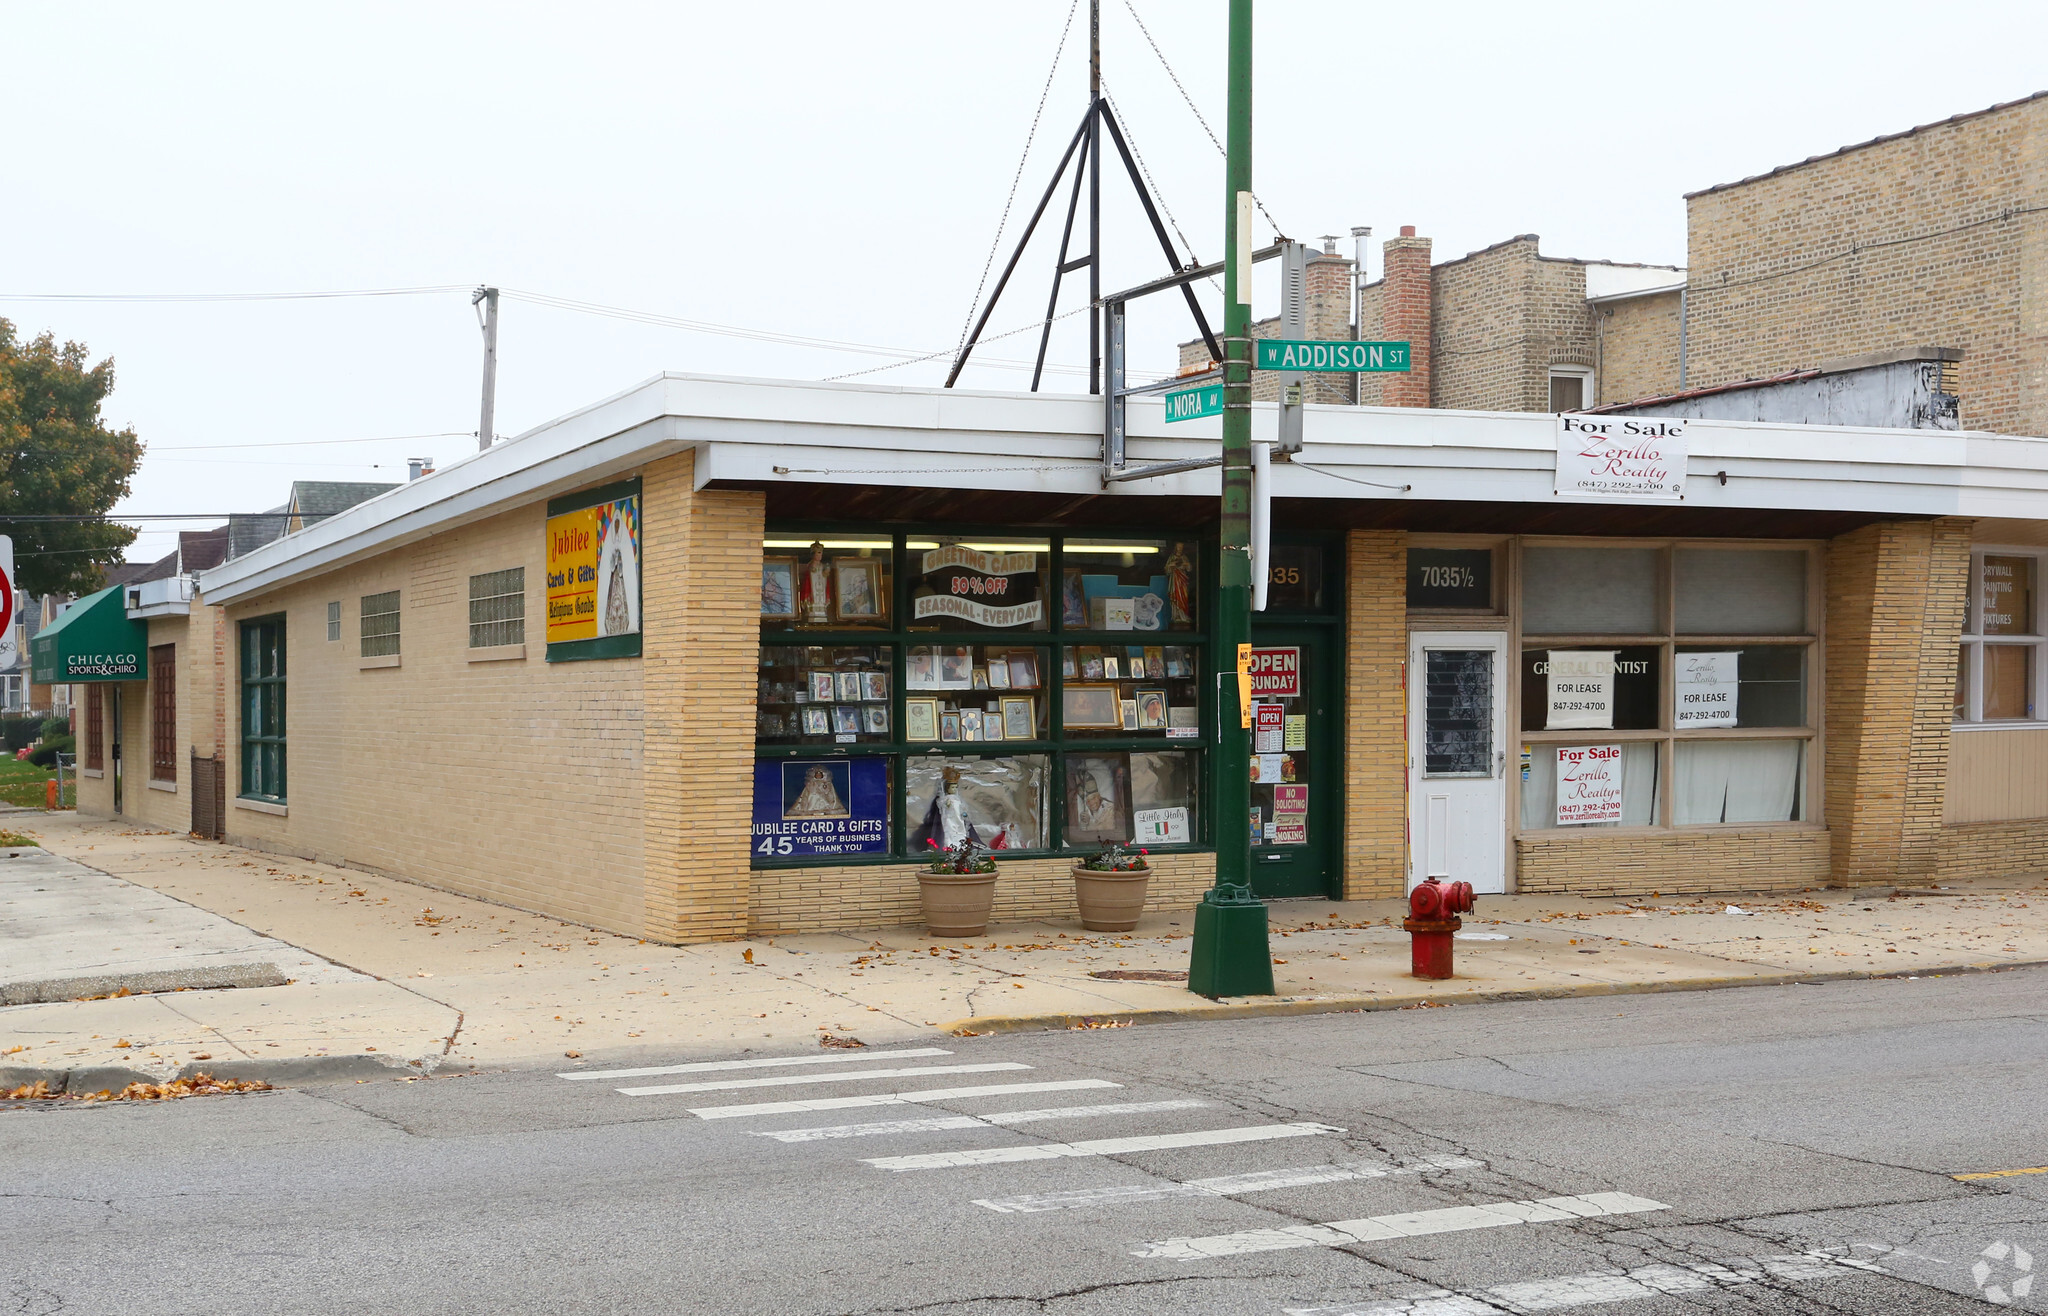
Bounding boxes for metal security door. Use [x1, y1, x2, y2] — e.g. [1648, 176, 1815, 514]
[110, 686, 123, 815]
[1407, 631, 1506, 894]
[1247, 628, 1333, 899]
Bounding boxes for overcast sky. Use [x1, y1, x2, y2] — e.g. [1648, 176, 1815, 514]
[8, 0, 2046, 562]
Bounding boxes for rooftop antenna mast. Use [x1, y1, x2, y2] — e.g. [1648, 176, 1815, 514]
[944, 0, 1221, 393]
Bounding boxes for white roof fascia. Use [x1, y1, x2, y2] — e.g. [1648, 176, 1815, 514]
[1584, 262, 1687, 302]
[200, 371, 2048, 605]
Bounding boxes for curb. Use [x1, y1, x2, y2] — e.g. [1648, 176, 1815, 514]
[0, 962, 289, 1008]
[939, 957, 2048, 1036]
[4, 1053, 436, 1095]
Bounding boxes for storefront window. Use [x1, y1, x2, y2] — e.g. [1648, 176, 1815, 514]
[903, 644, 1048, 743]
[1958, 550, 2046, 724]
[906, 755, 1049, 851]
[906, 537, 1050, 632]
[1059, 644, 1200, 738]
[1517, 540, 1817, 832]
[1064, 750, 1198, 848]
[1267, 543, 1330, 612]
[1061, 539, 1197, 632]
[757, 645, 891, 744]
[761, 537, 893, 631]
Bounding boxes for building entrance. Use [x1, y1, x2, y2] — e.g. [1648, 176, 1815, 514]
[1247, 627, 1335, 899]
[1407, 630, 1507, 894]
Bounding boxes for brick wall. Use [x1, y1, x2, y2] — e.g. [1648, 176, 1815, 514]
[1518, 827, 1831, 895]
[748, 852, 1216, 936]
[1596, 290, 1683, 405]
[1684, 94, 2048, 436]
[641, 451, 766, 943]
[1380, 230, 1433, 408]
[219, 493, 651, 938]
[1824, 517, 1974, 885]
[1177, 249, 1355, 404]
[1939, 819, 2048, 879]
[1343, 529, 1408, 897]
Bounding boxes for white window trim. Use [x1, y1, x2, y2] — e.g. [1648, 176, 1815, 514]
[1956, 545, 2047, 726]
[1548, 366, 1595, 414]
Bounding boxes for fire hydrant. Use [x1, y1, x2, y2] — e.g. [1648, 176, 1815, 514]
[1404, 877, 1475, 980]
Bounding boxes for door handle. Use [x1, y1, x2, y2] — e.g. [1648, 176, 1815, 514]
[1493, 749, 1503, 777]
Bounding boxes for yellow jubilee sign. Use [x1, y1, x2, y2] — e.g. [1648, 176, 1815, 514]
[546, 493, 641, 645]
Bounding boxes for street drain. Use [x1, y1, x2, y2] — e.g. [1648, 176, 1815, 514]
[1090, 969, 1188, 982]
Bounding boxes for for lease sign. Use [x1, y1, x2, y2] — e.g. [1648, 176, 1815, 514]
[1556, 415, 1688, 500]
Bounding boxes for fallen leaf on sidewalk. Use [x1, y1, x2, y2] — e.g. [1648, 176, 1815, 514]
[4, 1073, 271, 1103]
[742, 949, 755, 964]
[819, 1034, 866, 1049]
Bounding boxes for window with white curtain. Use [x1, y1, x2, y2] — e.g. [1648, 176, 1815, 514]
[1956, 549, 2045, 725]
[1517, 540, 1817, 831]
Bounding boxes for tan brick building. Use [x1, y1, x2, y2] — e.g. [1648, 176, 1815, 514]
[39, 368, 2048, 944]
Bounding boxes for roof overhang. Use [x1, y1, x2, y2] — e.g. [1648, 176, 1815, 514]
[198, 372, 2048, 606]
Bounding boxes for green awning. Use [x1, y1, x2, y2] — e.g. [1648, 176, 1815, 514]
[30, 586, 148, 683]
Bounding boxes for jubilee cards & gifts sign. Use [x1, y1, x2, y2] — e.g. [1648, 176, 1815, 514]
[546, 480, 641, 661]
[1555, 415, 1688, 500]
[1674, 651, 1739, 728]
[1555, 744, 1625, 825]
[752, 758, 890, 858]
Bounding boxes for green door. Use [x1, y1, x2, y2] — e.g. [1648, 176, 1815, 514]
[1247, 625, 1336, 899]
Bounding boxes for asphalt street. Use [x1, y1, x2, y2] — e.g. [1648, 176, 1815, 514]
[8, 969, 2048, 1314]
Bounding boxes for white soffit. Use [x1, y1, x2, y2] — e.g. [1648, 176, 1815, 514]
[1585, 263, 1687, 301]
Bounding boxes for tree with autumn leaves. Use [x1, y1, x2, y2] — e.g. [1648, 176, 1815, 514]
[0, 318, 142, 596]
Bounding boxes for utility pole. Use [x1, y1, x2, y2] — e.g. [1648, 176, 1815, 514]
[1087, 0, 1102, 395]
[473, 285, 499, 450]
[1188, 0, 1274, 999]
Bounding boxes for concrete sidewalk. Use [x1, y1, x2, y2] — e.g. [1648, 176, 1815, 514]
[7, 811, 2048, 1088]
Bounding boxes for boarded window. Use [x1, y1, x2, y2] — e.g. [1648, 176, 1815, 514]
[468, 568, 525, 648]
[150, 644, 177, 782]
[360, 590, 400, 658]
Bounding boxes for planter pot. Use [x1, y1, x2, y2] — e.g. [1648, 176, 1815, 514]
[919, 870, 998, 938]
[1072, 864, 1151, 933]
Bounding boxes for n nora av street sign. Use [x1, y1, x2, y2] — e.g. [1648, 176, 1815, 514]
[1255, 339, 1411, 372]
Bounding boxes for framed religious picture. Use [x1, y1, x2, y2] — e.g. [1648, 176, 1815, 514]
[1120, 698, 1139, 730]
[1168, 705, 1199, 730]
[981, 716, 1004, 743]
[809, 671, 836, 703]
[972, 666, 990, 690]
[1001, 695, 1035, 740]
[1102, 654, 1121, 681]
[861, 671, 889, 702]
[986, 657, 1011, 690]
[1062, 683, 1122, 729]
[940, 711, 962, 742]
[938, 646, 975, 689]
[760, 557, 799, 622]
[960, 709, 983, 741]
[1008, 651, 1039, 689]
[904, 697, 940, 741]
[861, 704, 889, 735]
[1080, 646, 1104, 680]
[831, 704, 861, 736]
[834, 671, 862, 703]
[800, 706, 830, 737]
[1061, 651, 1078, 679]
[907, 646, 939, 689]
[1124, 649, 1146, 680]
[1144, 646, 1165, 677]
[1136, 688, 1168, 730]
[832, 558, 885, 623]
[1064, 756, 1130, 845]
[1164, 646, 1193, 678]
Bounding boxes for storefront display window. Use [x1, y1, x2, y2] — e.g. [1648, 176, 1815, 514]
[1516, 540, 1818, 831]
[761, 536, 893, 631]
[1958, 550, 2045, 724]
[752, 530, 1209, 863]
[906, 755, 1049, 851]
[1060, 539, 1197, 632]
[906, 537, 1050, 633]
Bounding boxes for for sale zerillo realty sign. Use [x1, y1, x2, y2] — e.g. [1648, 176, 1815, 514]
[1556, 414, 1688, 500]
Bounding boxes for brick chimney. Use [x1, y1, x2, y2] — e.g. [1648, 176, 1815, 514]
[1381, 225, 1432, 407]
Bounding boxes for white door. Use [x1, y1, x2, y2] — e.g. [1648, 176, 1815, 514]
[1408, 631, 1507, 894]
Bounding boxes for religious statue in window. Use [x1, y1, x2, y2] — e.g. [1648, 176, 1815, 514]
[800, 541, 832, 625]
[1165, 543, 1195, 627]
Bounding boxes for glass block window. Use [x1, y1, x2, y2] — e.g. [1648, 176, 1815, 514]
[469, 568, 525, 648]
[360, 590, 400, 659]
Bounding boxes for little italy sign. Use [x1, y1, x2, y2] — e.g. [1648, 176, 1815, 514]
[1555, 415, 1688, 500]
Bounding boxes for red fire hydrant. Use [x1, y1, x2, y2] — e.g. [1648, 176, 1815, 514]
[1405, 877, 1475, 980]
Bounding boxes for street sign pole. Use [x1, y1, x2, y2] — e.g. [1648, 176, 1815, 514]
[1188, 0, 1274, 1000]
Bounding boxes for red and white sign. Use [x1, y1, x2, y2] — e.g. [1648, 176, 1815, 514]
[0, 536, 15, 670]
[1555, 415, 1688, 501]
[1248, 646, 1300, 699]
[1271, 784, 1308, 846]
[1253, 703, 1285, 753]
[1555, 744, 1625, 825]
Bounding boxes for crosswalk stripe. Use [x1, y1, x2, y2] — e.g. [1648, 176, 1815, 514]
[1134, 1191, 1669, 1260]
[1284, 1251, 1882, 1315]
[974, 1155, 1483, 1214]
[688, 1079, 1121, 1120]
[864, 1121, 1345, 1171]
[751, 1100, 1217, 1145]
[557, 1047, 951, 1081]
[617, 1062, 1029, 1097]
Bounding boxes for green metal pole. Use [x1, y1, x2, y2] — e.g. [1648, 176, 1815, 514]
[1187, 0, 1273, 999]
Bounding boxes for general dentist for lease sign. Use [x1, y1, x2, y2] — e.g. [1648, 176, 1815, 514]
[1555, 414, 1688, 500]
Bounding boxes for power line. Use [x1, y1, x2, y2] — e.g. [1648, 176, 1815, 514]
[0, 285, 468, 303]
[1694, 204, 2048, 295]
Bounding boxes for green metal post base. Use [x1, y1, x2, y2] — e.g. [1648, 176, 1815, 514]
[1187, 893, 1275, 999]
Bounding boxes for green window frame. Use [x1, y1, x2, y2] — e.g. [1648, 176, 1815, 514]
[753, 526, 1216, 868]
[239, 615, 287, 803]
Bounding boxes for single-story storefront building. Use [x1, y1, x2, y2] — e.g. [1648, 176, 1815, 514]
[48, 374, 2048, 942]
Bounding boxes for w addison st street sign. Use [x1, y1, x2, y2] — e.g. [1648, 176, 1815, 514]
[1254, 339, 1411, 372]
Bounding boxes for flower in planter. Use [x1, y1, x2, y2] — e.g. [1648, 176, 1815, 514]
[927, 835, 996, 875]
[1082, 842, 1150, 872]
